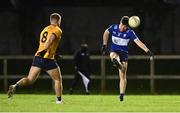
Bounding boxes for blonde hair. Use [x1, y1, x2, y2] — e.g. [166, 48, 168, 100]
[50, 13, 61, 21]
[50, 13, 61, 26]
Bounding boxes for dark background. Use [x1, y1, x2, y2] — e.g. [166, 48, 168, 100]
[0, 0, 180, 94]
[1, 0, 180, 55]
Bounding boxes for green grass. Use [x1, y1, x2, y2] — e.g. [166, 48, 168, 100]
[0, 94, 180, 112]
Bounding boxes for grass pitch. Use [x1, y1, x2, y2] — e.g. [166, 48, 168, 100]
[0, 94, 180, 112]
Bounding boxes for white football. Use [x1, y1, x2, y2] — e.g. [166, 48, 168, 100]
[128, 16, 140, 28]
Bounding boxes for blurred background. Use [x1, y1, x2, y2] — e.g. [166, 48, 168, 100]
[0, 0, 180, 94]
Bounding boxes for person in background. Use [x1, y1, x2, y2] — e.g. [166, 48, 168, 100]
[69, 41, 91, 94]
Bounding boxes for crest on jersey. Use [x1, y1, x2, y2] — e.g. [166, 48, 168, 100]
[123, 34, 127, 37]
[113, 31, 116, 34]
[114, 25, 118, 29]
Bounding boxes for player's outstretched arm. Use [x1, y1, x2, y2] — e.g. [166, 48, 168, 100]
[134, 38, 153, 57]
[101, 29, 110, 55]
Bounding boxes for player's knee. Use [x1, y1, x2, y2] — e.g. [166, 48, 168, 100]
[110, 52, 114, 58]
[110, 52, 118, 59]
[54, 76, 62, 83]
[54, 79, 61, 84]
[120, 74, 126, 80]
[54, 79, 60, 82]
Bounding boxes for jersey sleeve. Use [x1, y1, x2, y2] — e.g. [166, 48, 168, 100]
[107, 24, 114, 34]
[52, 27, 62, 39]
[129, 30, 138, 41]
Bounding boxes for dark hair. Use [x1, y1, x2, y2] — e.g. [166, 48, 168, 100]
[120, 16, 129, 26]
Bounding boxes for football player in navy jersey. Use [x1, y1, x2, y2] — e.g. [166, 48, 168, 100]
[101, 16, 153, 101]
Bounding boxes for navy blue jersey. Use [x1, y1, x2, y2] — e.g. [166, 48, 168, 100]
[108, 24, 138, 53]
[74, 49, 91, 74]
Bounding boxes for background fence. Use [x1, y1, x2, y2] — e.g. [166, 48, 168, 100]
[0, 55, 180, 94]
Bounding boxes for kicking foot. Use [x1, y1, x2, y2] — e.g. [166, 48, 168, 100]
[7, 85, 16, 99]
[112, 58, 121, 69]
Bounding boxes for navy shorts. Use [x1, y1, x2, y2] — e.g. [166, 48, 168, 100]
[112, 51, 128, 62]
[32, 56, 58, 71]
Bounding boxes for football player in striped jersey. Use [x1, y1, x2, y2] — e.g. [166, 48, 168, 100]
[101, 16, 153, 101]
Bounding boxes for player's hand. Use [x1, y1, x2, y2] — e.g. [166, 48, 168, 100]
[101, 45, 108, 56]
[147, 50, 154, 59]
[38, 49, 47, 57]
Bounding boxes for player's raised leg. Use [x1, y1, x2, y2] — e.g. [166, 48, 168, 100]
[118, 62, 128, 101]
[8, 66, 41, 99]
[46, 67, 63, 104]
[110, 52, 122, 69]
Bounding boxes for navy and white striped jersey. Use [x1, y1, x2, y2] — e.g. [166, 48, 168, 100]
[108, 24, 138, 53]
